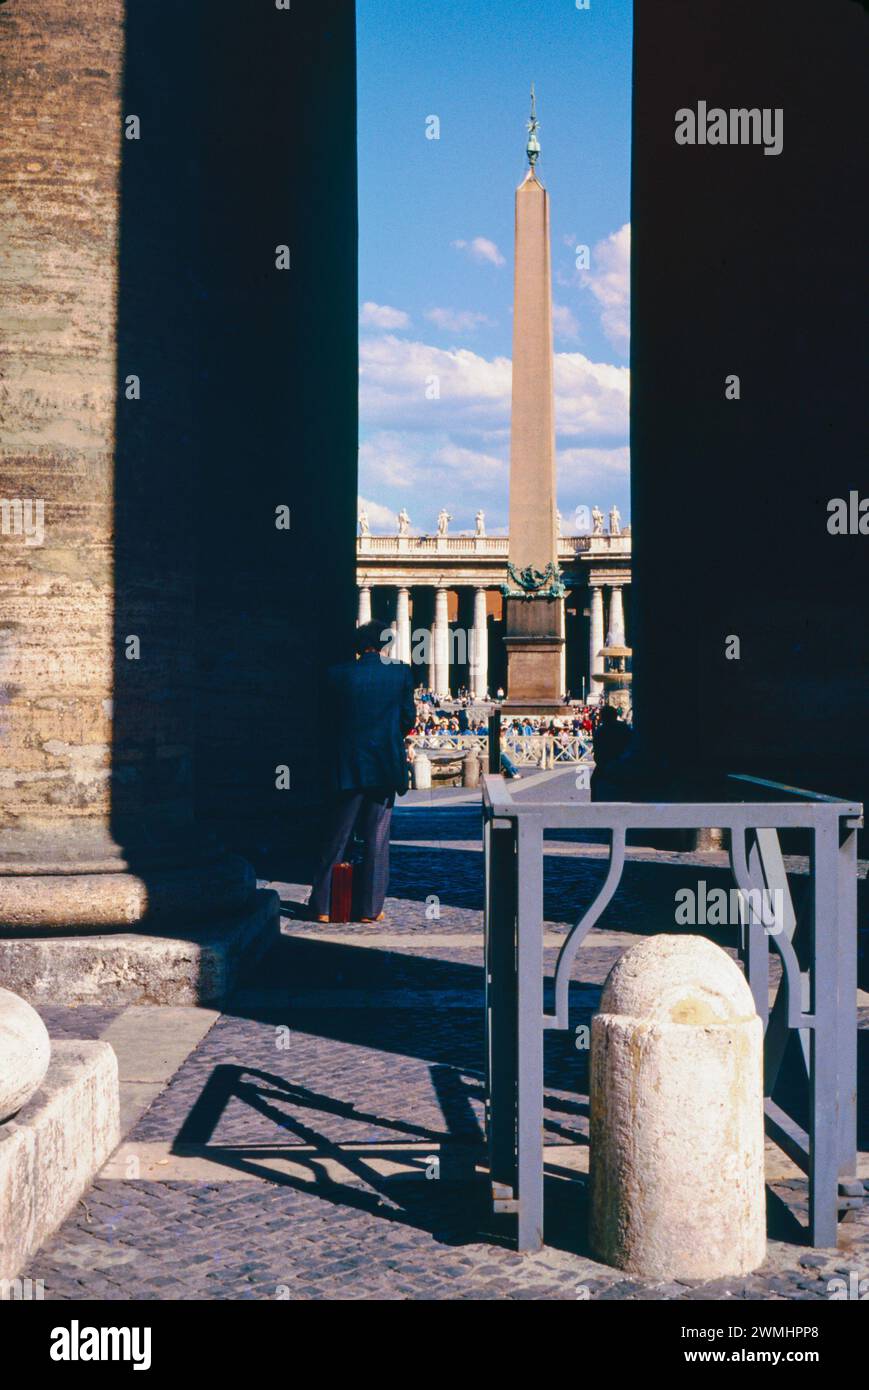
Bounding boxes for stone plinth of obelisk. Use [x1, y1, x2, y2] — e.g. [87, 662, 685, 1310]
[502, 92, 567, 714]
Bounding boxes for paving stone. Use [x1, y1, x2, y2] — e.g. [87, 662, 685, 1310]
[15, 803, 868, 1300]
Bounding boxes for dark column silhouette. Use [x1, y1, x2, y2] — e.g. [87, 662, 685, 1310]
[115, 0, 358, 864]
[630, 0, 868, 806]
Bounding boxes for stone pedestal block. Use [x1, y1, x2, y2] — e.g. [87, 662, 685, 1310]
[0, 1040, 120, 1282]
[504, 597, 565, 710]
[590, 934, 766, 1280]
[0, 888, 280, 1007]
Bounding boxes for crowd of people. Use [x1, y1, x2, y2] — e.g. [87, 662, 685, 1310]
[410, 688, 629, 747]
[411, 707, 489, 737]
[407, 693, 633, 781]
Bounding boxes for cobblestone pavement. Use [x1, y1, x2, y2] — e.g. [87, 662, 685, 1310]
[19, 800, 869, 1301]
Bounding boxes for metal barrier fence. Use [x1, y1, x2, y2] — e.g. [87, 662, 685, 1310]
[410, 732, 592, 767]
[482, 770, 863, 1252]
[411, 733, 487, 755]
[501, 734, 592, 768]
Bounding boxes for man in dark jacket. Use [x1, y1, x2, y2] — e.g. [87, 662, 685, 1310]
[308, 619, 416, 923]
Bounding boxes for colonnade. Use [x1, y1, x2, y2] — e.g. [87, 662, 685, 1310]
[589, 580, 627, 698]
[357, 578, 629, 702]
[357, 582, 491, 699]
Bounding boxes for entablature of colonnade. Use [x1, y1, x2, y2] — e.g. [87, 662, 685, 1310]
[356, 533, 631, 589]
[587, 567, 632, 588]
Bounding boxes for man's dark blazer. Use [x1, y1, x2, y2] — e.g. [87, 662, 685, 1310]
[323, 652, 416, 796]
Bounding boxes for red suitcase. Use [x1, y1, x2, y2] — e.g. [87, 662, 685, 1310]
[330, 862, 354, 923]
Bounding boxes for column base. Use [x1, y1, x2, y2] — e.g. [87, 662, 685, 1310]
[0, 853, 256, 931]
[0, 888, 280, 1007]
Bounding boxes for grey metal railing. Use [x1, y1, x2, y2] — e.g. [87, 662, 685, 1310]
[411, 732, 593, 767]
[482, 771, 863, 1252]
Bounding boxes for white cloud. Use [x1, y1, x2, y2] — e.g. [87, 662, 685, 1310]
[558, 446, 630, 485]
[452, 236, 506, 268]
[431, 441, 507, 483]
[552, 303, 580, 340]
[359, 335, 627, 440]
[555, 448, 630, 531]
[358, 433, 630, 534]
[553, 353, 630, 438]
[581, 223, 630, 352]
[425, 307, 494, 333]
[358, 433, 422, 491]
[358, 332, 630, 532]
[359, 431, 506, 501]
[359, 301, 410, 330]
[359, 335, 512, 432]
[357, 496, 401, 531]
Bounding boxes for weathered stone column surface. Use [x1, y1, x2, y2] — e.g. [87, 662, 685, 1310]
[590, 935, 766, 1280]
[0, 1, 254, 939]
[0, 0, 125, 880]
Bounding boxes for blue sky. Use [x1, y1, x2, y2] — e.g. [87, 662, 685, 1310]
[357, 0, 633, 534]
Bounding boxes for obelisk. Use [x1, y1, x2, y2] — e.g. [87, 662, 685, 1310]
[502, 87, 566, 712]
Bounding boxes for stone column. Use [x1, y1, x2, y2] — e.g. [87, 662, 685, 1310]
[357, 584, 372, 627]
[558, 597, 567, 699]
[396, 587, 411, 666]
[608, 584, 626, 648]
[469, 588, 489, 700]
[589, 584, 605, 698]
[0, 0, 273, 1004]
[422, 587, 435, 692]
[433, 586, 450, 698]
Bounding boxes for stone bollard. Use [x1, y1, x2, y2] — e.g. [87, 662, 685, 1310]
[590, 935, 766, 1280]
[412, 753, 432, 790]
[0, 988, 51, 1123]
[462, 750, 481, 788]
